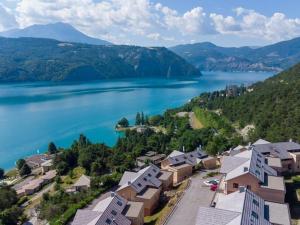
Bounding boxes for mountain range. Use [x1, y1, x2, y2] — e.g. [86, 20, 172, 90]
[0, 22, 112, 46]
[170, 37, 300, 72]
[0, 37, 200, 82]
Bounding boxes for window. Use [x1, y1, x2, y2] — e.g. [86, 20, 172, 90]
[137, 183, 142, 187]
[190, 154, 194, 157]
[233, 183, 239, 188]
[111, 210, 117, 216]
[153, 169, 157, 172]
[255, 170, 260, 175]
[183, 156, 187, 159]
[175, 158, 179, 161]
[251, 211, 259, 219]
[247, 185, 251, 190]
[143, 177, 147, 181]
[148, 173, 152, 177]
[257, 158, 261, 163]
[106, 218, 112, 224]
[117, 201, 122, 206]
[253, 199, 259, 206]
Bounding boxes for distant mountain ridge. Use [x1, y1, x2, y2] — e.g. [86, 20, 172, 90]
[170, 37, 300, 72]
[0, 22, 112, 45]
[0, 37, 201, 82]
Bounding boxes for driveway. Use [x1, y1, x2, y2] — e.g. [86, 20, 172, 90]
[165, 171, 220, 225]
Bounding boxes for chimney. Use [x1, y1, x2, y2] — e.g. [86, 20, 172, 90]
[239, 186, 246, 193]
[244, 167, 248, 172]
[111, 192, 115, 197]
[289, 138, 293, 142]
[183, 146, 185, 152]
[128, 181, 131, 185]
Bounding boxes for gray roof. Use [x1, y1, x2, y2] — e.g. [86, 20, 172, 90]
[224, 149, 277, 182]
[73, 175, 91, 188]
[118, 164, 161, 193]
[220, 156, 249, 174]
[253, 141, 300, 159]
[196, 207, 240, 225]
[196, 189, 276, 225]
[166, 149, 208, 166]
[72, 193, 131, 225]
[265, 201, 291, 225]
[72, 210, 101, 225]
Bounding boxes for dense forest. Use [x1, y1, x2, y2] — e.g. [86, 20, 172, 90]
[187, 62, 300, 142]
[170, 37, 300, 72]
[0, 37, 201, 82]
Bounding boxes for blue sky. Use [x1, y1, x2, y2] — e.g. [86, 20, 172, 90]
[1, 0, 300, 47]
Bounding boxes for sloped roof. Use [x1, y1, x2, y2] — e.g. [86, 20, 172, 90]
[196, 189, 274, 225]
[220, 156, 249, 174]
[253, 141, 300, 159]
[73, 175, 91, 188]
[72, 193, 132, 225]
[196, 207, 240, 225]
[224, 150, 277, 182]
[118, 164, 162, 194]
[166, 149, 208, 166]
[253, 139, 271, 145]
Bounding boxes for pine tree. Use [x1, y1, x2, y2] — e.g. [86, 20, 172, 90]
[48, 142, 58, 154]
[141, 112, 145, 125]
[135, 112, 141, 125]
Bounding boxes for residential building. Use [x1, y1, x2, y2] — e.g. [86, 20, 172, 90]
[220, 149, 286, 203]
[136, 151, 166, 169]
[161, 148, 208, 184]
[41, 159, 54, 173]
[72, 192, 144, 225]
[15, 170, 57, 197]
[252, 139, 300, 174]
[196, 188, 291, 225]
[73, 175, 91, 191]
[117, 164, 171, 216]
[25, 154, 52, 169]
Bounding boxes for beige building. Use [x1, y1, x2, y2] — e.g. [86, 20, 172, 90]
[196, 188, 291, 225]
[72, 174, 91, 191]
[117, 164, 171, 216]
[72, 192, 144, 225]
[252, 139, 300, 174]
[220, 149, 286, 203]
[161, 148, 208, 184]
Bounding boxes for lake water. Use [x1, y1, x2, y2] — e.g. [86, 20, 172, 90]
[0, 71, 273, 169]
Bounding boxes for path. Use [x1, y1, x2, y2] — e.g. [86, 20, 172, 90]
[165, 171, 220, 225]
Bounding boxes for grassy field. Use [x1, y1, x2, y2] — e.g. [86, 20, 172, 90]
[61, 167, 86, 189]
[189, 112, 203, 129]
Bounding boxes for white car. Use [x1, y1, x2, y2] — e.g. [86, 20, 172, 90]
[203, 179, 219, 186]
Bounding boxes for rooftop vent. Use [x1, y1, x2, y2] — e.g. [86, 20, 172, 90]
[110, 192, 115, 197]
[289, 138, 293, 142]
[128, 181, 131, 185]
[244, 167, 249, 172]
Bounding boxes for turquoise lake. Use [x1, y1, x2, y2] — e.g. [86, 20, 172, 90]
[0, 71, 273, 169]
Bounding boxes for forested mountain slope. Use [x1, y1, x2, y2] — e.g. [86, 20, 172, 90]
[190, 63, 300, 142]
[170, 37, 300, 72]
[0, 37, 201, 82]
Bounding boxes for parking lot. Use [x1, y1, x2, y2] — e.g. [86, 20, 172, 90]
[165, 171, 221, 225]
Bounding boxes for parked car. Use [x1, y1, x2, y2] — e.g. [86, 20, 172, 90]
[203, 179, 219, 186]
[210, 184, 218, 191]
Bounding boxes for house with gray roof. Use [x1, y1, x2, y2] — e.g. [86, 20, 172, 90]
[72, 192, 144, 225]
[252, 139, 300, 174]
[220, 149, 286, 203]
[72, 175, 91, 191]
[161, 147, 208, 184]
[196, 188, 291, 225]
[117, 164, 171, 216]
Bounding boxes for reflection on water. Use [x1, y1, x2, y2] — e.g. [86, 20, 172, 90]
[0, 71, 273, 169]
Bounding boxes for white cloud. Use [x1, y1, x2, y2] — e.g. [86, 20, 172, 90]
[0, 3, 18, 31]
[1, 1, 300, 45]
[210, 7, 300, 42]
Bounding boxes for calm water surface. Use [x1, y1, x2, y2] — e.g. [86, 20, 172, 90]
[0, 72, 273, 169]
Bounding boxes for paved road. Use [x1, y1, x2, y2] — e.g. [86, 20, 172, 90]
[165, 171, 220, 225]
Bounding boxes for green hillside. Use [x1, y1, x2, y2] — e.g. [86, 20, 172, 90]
[188, 63, 300, 142]
[0, 37, 201, 82]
